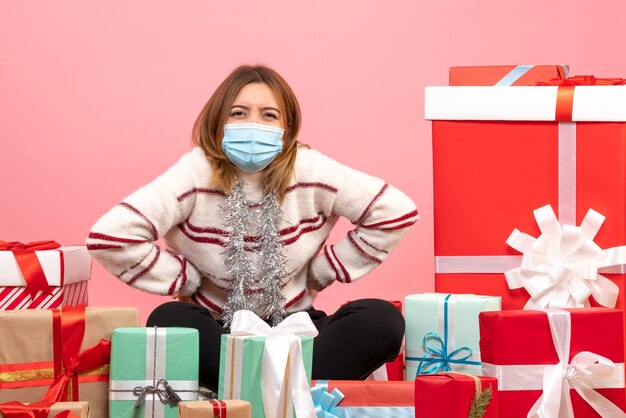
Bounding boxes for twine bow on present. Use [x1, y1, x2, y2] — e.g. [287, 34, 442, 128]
[230, 310, 319, 418]
[108, 327, 198, 417]
[505, 205, 626, 309]
[132, 379, 182, 410]
[310, 385, 345, 418]
[0, 240, 61, 298]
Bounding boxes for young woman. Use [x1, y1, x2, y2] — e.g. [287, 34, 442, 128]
[87, 64, 418, 391]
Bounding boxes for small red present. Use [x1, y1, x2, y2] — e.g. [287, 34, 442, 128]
[415, 373, 498, 418]
[479, 308, 626, 417]
[449, 64, 568, 86]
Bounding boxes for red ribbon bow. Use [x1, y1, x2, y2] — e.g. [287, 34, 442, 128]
[536, 75, 626, 86]
[0, 241, 61, 299]
[0, 401, 79, 418]
[39, 305, 111, 403]
[533, 75, 626, 121]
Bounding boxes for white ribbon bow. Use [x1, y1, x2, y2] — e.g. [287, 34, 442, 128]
[527, 309, 626, 418]
[230, 310, 319, 418]
[505, 205, 625, 309]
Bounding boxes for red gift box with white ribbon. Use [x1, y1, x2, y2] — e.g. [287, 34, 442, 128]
[426, 76, 626, 312]
[479, 308, 626, 417]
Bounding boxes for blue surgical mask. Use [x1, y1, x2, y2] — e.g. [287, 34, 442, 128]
[221, 123, 285, 173]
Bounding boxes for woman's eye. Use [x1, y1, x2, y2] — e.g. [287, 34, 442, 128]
[230, 111, 245, 117]
[264, 113, 278, 119]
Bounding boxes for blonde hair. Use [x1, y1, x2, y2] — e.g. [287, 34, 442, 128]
[192, 65, 303, 201]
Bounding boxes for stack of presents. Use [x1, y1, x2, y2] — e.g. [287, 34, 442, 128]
[3, 64, 626, 418]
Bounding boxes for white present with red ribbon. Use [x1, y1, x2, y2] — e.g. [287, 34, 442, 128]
[0, 241, 90, 310]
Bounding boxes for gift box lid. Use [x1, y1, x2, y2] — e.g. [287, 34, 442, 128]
[449, 64, 569, 86]
[0, 246, 91, 286]
[425, 85, 626, 121]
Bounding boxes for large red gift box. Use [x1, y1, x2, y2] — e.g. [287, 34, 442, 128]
[414, 373, 498, 418]
[449, 64, 568, 86]
[479, 308, 626, 417]
[0, 242, 90, 310]
[426, 79, 626, 311]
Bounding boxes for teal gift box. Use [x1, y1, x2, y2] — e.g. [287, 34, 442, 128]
[108, 327, 200, 418]
[405, 293, 501, 380]
[218, 311, 316, 418]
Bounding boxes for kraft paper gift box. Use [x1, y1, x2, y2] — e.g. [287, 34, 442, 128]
[479, 308, 626, 417]
[0, 242, 90, 310]
[0, 305, 139, 418]
[404, 293, 500, 380]
[0, 401, 90, 418]
[178, 400, 251, 418]
[414, 373, 498, 418]
[108, 327, 199, 418]
[449, 64, 569, 86]
[311, 380, 414, 417]
[218, 311, 317, 418]
[426, 77, 626, 312]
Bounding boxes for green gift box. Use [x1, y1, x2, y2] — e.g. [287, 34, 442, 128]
[405, 293, 501, 380]
[218, 311, 316, 418]
[108, 327, 199, 418]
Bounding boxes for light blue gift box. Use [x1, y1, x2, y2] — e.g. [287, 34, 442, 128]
[404, 293, 501, 380]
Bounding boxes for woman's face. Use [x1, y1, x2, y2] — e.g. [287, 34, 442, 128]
[226, 82, 284, 129]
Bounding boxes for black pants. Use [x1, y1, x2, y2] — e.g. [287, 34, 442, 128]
[147, 298, 404, 391]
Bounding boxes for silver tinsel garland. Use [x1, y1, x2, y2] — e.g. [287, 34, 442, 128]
[220, 179, 288, 327]
[257, 190, 288, 326]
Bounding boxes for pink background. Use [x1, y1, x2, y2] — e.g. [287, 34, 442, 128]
[2, 2, 626, 322]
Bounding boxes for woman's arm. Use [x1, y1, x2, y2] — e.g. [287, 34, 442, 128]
[86, 149, 207, 297]
[307, 152, 418, 290]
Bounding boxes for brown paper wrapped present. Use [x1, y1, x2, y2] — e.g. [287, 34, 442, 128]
[179, 400, 251, 418]
[0, 401, 89, 418]
[0, 306, 139, 418]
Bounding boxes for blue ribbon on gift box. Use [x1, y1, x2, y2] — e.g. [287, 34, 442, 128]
[312, 381, 415, 418]
[311, 383, 345, 418]
[406, 294, 481, 376]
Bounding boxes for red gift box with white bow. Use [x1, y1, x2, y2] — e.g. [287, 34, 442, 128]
[479, 308, 626, 417]
[427, 76, 626, 312]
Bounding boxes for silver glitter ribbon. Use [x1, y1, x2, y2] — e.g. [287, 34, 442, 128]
[220, 179, 288, 327]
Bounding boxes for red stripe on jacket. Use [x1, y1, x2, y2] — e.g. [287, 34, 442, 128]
[119, 202, 159, 240]
[128, 247, 161, 286]
[361, 209, 418, 229]
[347, 231, 382, 264]
[355, 183, 389, 224]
